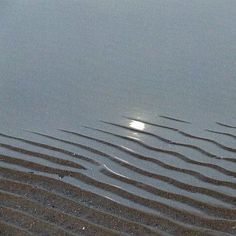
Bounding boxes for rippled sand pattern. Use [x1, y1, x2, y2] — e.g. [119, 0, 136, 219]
[0, 116, 236, 236]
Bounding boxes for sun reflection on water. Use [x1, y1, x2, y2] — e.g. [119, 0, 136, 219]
[129, 120, 145, 130]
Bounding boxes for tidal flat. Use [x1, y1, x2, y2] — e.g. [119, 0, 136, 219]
[0, 1, 236, 235]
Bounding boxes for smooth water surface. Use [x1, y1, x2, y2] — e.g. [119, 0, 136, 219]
[0, 0, 236, 134]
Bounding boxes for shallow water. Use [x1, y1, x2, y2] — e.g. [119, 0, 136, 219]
[0, 1, 236, 235]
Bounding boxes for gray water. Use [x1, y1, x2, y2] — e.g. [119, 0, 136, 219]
[1, 0, 235, 135]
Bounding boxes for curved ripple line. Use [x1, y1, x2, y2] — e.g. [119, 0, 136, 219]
[0, 206, 77, 236]
[159, 115, 191, 124]
[178, 131, 236, 152]
[101, 121, 236, 163]
[205, 129, 236, 140]
[0, 180, 165, 236]
[124, 117, 236, 153]
[81, 127, 236, 178]
[216, 122, 236, 129]
[58, 130, 236, 189]
[1, 155, 236, 234]
[0, 190, 127, 236]
[19, 131, 236, 205]
[0, 132, 99, 166]
[0, 167, 231, 236]
[0, 220, 35, 236]
[100, 166, 236, 220]
[123, 116, 178, 131]
[0, 142, 86, 170]
[0, 177, 171, 236]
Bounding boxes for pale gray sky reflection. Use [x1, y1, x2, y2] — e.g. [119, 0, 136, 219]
[0, 0, 235, 134]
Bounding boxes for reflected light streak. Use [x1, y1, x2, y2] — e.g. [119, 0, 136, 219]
[129, 120, 145, 130]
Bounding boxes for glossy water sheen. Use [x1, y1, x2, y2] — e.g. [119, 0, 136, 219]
[0, 0, 236, 133]
[0, 1, 236, 236]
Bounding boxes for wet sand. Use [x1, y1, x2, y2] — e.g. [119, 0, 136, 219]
[1, 116, 236, 235]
